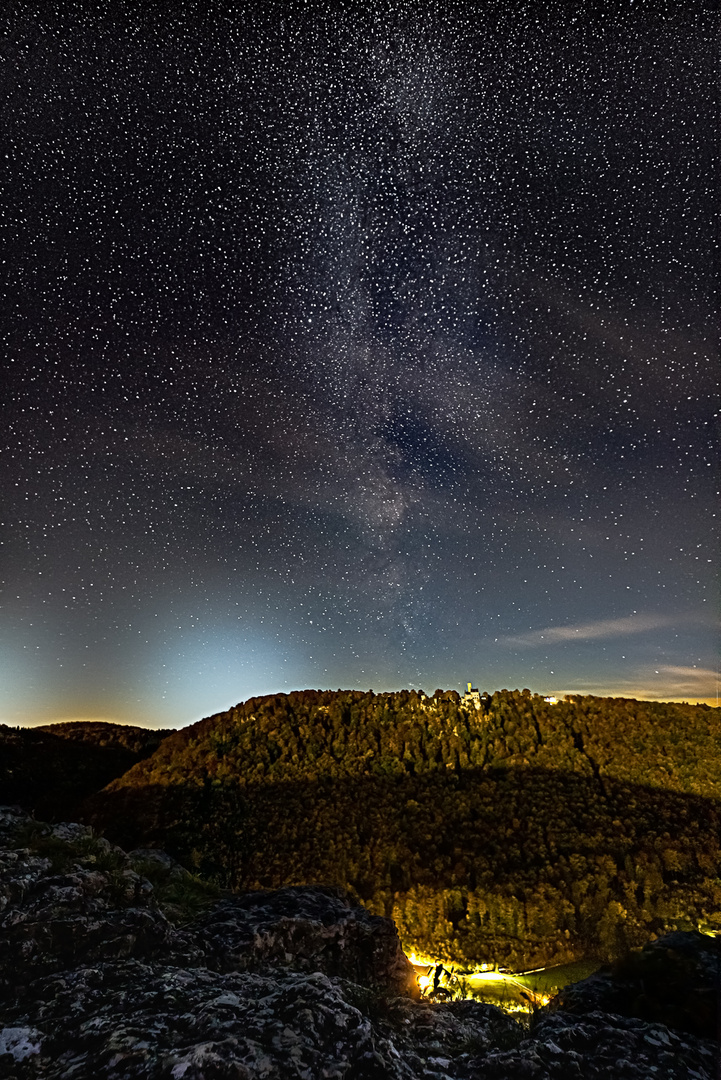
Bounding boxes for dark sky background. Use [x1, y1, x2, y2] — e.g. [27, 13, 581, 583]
[2, 1, 718, 728]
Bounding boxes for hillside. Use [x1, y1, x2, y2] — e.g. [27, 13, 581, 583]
[84, 690, 721, 970]
[0, 721, 173, 820]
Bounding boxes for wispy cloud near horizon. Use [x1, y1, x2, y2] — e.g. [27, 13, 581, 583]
[501, 613, 674, 648]
[563, 666, 719, 704]
[653, 665, 718, 688]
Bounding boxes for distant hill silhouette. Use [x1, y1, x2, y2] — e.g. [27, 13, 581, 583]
[37, 720, 173, 755]
[0, 721, 174, 820]
[83, 689, 721, 969]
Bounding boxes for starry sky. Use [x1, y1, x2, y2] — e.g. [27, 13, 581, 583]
[3, 1, 718, 728]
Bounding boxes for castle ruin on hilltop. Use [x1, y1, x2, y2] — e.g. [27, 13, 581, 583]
[462, 682, 482, 709]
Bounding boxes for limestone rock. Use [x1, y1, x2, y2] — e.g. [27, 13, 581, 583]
[194, 887, 418, 995]
[0, 807, 716, 1079]
[555, 931, 720, 1038]
[468, 1010, 716, 1079]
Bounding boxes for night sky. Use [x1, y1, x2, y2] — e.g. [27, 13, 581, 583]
[3, 2, 718, 728]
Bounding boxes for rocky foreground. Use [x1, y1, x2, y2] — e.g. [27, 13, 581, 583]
[0, 806, 717, 1079]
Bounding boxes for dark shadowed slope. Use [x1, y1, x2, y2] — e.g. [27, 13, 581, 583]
[0, 721, 174, 820]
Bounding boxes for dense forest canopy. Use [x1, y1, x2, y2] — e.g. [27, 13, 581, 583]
[81, 690, 721, 969]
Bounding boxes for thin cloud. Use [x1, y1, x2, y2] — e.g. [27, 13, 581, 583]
[654, 665, 718, 684]
[502, 614, 673, 648]
[538, 667, 718, 706]
[607, 666, 720, 703]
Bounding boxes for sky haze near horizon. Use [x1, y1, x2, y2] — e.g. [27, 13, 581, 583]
[2, 1, 718, 728]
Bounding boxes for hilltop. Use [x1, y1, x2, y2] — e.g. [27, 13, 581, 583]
[84, 689, 721, 970]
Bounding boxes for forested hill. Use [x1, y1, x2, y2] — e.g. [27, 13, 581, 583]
[0, 721, 173, 820]
[37, 720, 173, 756]
[95, 689, 721, 796]
[85, 690, 721, 970]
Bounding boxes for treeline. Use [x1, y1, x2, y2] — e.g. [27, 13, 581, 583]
[38, 721, 173, 756]
[0, 722, 172, 820]
[84, 690, 721, 969]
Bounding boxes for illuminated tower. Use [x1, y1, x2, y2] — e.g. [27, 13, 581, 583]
[462, 682, 481, 709]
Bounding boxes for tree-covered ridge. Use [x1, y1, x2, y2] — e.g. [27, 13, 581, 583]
[0, 721, 173, 820]
[85, 690, 721, 971]
[108, 689, 721, 798]
[37, 720, 173, 756]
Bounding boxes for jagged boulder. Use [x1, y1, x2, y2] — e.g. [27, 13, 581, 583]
[0, 960, 523, 1079]
[0, 810, 202, 1001]
[1, 961, 716, 1079]
[193, 887, 417, 995]
[467, 1009, 717, 1079]
[0, 808, 415, 999]
[553, 930, 720, 1039]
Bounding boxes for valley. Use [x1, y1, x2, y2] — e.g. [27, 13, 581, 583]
[75, 688, 721, 972]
